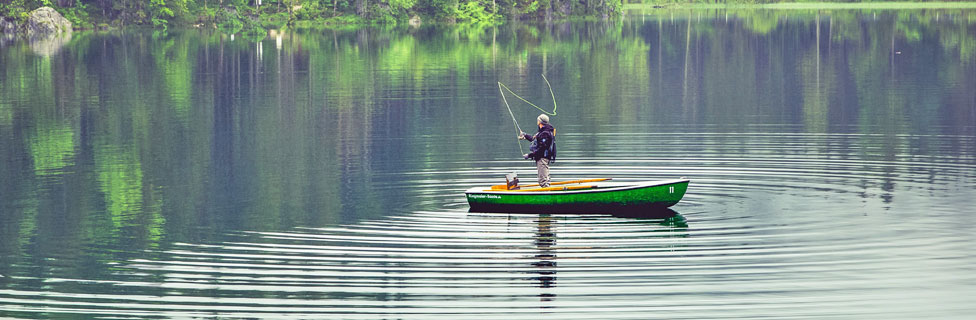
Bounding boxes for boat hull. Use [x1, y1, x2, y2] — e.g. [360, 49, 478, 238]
[465, 179, 689, 214]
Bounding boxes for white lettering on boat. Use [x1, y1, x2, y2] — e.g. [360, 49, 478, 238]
[669, 186, 674, 193]
[469, 194, 501, 199]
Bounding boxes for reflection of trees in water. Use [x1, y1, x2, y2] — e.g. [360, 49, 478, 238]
[1, 12, 973, 297]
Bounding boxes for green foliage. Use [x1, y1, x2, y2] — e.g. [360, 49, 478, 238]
[0, 0, 627, 28]
[416, 0, 461, 19]
[521, 0, 539, 15]
[389, 0, 419, 14]
[294, 1, 324, 20]
[261, 11, 291, 28]
[371, 5, 399, 24]
[216, 8, 245, 33]
[198, 6, 218, 23]
[57, 1, 91, 27]
[149, 0, 187, 29]
[1, 0, 32, 24]
[457, 1, 501, 22]
[326, 13, 367, 25]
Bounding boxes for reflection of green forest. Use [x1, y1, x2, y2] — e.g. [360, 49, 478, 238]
[1, 10, 974, 273]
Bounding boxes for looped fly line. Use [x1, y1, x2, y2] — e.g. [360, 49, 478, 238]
[498, 74, 558, 155]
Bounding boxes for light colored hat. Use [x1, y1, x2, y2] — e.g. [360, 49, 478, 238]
[537, 114, 550, 124]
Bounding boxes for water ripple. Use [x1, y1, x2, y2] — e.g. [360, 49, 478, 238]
[2, 132, 974, 319]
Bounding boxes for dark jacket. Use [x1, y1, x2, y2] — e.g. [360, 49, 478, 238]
[522, 123, 556, 161]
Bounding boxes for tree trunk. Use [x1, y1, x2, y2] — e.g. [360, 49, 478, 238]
[356, 0, 367, 17]
[545, 0, 551, 21]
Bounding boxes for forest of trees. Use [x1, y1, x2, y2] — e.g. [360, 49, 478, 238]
[0, 0, 625, 29]
[4, 1, 971, 30]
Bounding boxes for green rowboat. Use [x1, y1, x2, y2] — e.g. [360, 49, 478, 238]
[465, 178, 690, 213]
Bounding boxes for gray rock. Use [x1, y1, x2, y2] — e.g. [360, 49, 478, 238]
[1, 17, 19, 34]
[26, 7, 72, 37]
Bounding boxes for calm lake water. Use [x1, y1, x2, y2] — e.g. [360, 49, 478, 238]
[2, 9, 975, 319]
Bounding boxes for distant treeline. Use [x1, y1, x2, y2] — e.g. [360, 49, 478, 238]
[625, 0, 976, 6]
[2, 1, 971, 30]
[0, 0, 623, 29]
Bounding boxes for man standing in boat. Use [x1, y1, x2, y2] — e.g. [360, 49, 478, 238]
[520, 114, 557, 188]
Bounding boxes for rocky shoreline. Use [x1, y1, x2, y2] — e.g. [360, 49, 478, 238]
[1, 6, 72, 37]
[1, 7, 73, 57]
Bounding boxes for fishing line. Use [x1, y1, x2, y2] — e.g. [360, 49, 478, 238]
[498, 74, 558, 155]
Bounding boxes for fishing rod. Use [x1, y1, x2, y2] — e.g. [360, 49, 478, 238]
[498, 74, 558, 155]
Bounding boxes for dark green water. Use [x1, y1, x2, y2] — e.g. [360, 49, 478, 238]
[2, 9, 975, 319]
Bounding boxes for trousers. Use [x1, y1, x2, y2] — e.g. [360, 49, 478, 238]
[536, 158, 551, 187]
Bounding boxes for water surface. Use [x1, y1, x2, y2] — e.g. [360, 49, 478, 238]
[1, 9, 975, 319]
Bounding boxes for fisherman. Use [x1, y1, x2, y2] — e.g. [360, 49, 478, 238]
[519, 114, 557, 188]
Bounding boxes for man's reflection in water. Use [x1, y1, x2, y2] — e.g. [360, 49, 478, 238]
[527, 210, 687, 305]
[533, 214, 556, 303]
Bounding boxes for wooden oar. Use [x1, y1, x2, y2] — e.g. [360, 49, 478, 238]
[485, 185, 596, 192]
[490, 178, 611, 190]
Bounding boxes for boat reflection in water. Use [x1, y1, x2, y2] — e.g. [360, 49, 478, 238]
[611, 208, 685, 221]
[528, 209, 688, 305]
